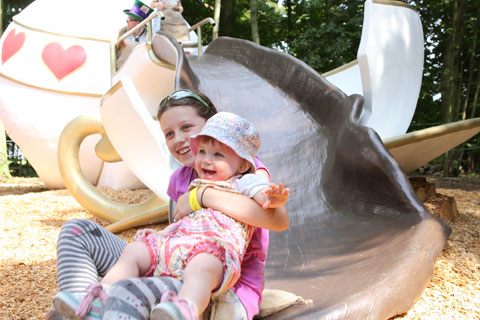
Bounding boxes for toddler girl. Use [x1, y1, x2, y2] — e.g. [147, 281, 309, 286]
[55, 111, 289, 320]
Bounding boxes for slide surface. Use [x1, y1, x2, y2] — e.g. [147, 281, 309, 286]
[161, 36, 452, 319]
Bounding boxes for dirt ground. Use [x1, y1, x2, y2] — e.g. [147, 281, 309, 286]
[0, 176, 479, 319]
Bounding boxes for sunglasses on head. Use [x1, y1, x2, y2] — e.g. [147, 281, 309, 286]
[159, 90, 210, 110]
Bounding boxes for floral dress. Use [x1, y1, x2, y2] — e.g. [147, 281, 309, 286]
[141, 174, 268, 296]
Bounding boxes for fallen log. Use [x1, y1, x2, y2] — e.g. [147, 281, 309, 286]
[409, 176, 457, 221]
[424, 194, 458, 222]
[409, 176, 436, 202]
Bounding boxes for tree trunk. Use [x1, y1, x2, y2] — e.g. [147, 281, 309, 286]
[250, 0, 259, 44]
[213, 0, 221, 40]
[456, 8, 479, 172]
[220, 0, 235, 37]
[461, 24, 477, 121]
[471, 70, 480, 119]
[469, 4, 480, 120]
[286, 0, 292, 34]
[441, 0, 466, 176]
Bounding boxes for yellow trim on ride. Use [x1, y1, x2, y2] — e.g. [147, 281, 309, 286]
[0, 73, 104, 97]
[372, 0, 417, 12]
[12, 18, 113, 43]
[322, 60, 358, 78]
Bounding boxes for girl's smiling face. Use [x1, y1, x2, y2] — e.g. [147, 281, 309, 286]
[159, 105, 207, 167]
[194, 138, 250, 181]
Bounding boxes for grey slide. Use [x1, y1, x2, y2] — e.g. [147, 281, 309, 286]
[156, 34, 451, 319]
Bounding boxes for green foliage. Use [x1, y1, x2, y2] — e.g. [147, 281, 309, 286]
[404, 0, 480, 175]
[182, 0, 217, 44]
[242, 1, 284, 47]
[2, 0, 479, 175]
[5, 136, 37, 177]
[279, 0, 363, 72]
[8, 157, 37, 177]
[0, 133, 11, 179]
[184, 0, 363, 73]
[1, 0, 33, 32]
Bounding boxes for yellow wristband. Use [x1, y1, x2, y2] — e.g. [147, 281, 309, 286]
[189, 187, 202, 211]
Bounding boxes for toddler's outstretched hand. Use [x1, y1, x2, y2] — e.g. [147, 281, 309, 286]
[261, 183, 290, 209]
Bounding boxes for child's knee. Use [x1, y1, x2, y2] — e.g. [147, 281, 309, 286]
[60, 218, 97, 238]
[121, 241, 153, 274]
[187, 253, 223, 277]
[122, 241, 150, 258]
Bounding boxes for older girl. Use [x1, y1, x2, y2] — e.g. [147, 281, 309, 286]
[50, 90, 288, 320]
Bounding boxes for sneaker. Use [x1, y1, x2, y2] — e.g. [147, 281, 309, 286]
[53, 283, 107, 320]
[45, 306, 66, 320]
[150, 291, 198, 320]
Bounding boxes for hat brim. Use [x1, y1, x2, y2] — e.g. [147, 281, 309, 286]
[123, 10, 144, 22]
[190, 134, 256, 171]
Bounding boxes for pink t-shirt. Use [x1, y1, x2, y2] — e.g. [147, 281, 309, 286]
[167, 158, 269, 320]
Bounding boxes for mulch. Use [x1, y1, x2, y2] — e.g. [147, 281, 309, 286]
[0, 176, 479, 319]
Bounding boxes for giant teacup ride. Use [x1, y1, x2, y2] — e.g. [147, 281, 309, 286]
[0, 0, 213, 190]
[58, 0, 480, 229]
[56, 1, 454, 319]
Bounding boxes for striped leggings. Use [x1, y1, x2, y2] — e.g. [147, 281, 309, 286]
[56, 219, 182, 319]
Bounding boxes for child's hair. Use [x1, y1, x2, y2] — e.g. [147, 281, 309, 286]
[198, 136, 255, 174]
[157, 89, 217, 121]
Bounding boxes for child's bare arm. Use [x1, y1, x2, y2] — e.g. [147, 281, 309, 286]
[253, 183, 290, 209]
[188, 187, 289, 231]
[173, 175, 290, 231]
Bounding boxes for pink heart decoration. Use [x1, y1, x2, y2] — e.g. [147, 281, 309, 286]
[1, 29, 26, 64]
[42, 42, 87, 80]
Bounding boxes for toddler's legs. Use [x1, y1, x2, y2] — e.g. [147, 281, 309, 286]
[179, 253, 224, 314]
[101, 241, 153, 286]
[103, 277, 182, 320]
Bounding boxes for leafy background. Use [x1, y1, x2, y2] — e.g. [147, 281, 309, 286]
[1, 0, 479, 176]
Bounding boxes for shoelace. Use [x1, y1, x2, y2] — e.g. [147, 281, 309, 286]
[161, 291, 198, 320]
[76, 283, 108, 317]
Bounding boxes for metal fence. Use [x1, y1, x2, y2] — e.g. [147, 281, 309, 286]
[6, 139, 37, 177]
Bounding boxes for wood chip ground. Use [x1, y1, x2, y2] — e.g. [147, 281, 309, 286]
[1, 177, 479, 319]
